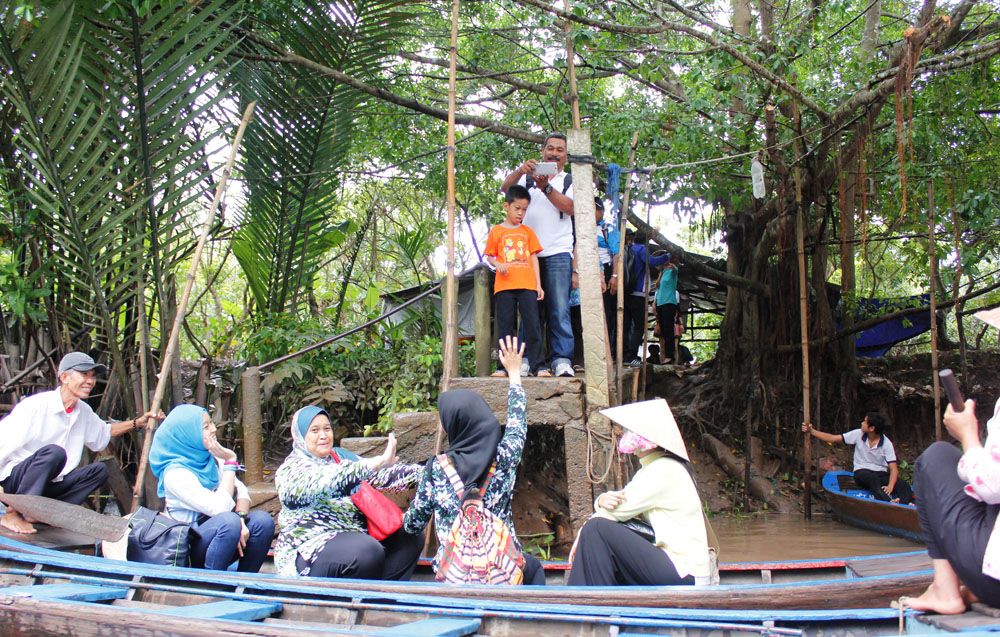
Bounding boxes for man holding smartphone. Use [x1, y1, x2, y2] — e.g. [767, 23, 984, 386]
[501, 133, 576, 377]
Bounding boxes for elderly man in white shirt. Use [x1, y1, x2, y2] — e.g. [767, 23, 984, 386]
[0, 352, 161, 534]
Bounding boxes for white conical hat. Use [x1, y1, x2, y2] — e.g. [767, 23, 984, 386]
[600, 399, 688, 461]
[974, 307, 1000, 330]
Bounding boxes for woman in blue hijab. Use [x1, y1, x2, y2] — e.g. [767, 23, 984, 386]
[274, 406, 424, 578]
[149, 405, 274, 572]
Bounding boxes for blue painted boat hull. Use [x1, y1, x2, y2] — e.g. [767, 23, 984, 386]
[822, 471, 923, 543]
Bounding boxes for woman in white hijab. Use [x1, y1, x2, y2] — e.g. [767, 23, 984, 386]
[568, 399, 710, 586]
[904, 308, 1000, 613]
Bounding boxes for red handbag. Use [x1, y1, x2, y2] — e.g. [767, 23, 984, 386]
[331, 451, 403, 540]
[350, 480, 403, 540]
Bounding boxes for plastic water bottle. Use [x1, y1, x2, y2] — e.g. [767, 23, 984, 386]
[751, 159, 765, 199]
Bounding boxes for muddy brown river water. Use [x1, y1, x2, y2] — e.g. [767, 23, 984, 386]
[714, 512, 923, 563]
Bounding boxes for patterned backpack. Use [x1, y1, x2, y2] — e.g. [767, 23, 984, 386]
[435, 454, 525, 585]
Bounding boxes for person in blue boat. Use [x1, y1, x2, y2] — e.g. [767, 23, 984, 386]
[802, 413, 913, 505]
[274, 407, 424, 580]
[402, 335, 546, 585]
[149, 405, 275, 572]
[904, 308, 1000, 614]
[568, 399, 711, 586]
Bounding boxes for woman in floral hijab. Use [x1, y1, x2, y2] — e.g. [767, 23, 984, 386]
[274, 407, 423, 578]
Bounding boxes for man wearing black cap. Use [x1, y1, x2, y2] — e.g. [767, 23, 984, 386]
[0, 352, 161, 534]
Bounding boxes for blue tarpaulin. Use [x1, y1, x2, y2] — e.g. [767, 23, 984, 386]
[839, 294, 939, 357]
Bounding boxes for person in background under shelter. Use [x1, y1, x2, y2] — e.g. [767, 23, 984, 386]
[654, 256, 681, 364]
[150, 405, 274, 572]
[623, 232, 673, 366]
[501, 132, 576, 377]
[568, 399, 710, 586]
[802, 413, 913, 504]
[903, 307, 1000, 614]
[0, 352, 162, 534]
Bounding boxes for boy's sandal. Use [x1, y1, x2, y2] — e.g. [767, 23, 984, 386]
[535, 368, 553, 377]
[490, 369, 508, 377]
[573, 364, 585, 373]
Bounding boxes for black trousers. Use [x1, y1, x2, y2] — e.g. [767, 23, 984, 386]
[0, 444, 108, 505]
[656, 303, 678, 362]
[496, 289, 544, 373]
[567, 517, 695, 586]
[853, 468, 913, 504]
[522, 552, 545, 585]
[296, 528, 425, 581]
[915, 441, 1000, 606]
[623, 295, 647, 360]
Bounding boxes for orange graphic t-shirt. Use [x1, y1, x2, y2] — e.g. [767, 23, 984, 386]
[484, 223, 543, 293]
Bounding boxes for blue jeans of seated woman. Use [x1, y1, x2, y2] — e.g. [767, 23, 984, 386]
[189, 510, 275, 572]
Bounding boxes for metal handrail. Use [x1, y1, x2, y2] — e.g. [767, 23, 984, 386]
[258, 281, 444, 372]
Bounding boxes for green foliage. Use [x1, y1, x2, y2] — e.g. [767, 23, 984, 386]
[0, 260, 48, 326]
[245, 317, 474, 441]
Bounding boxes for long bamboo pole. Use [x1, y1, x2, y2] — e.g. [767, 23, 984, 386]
[793, 97, 812, 519]
[130, 102, 257, 511]
[928, 182, 942, 441]
[615, 133, 640, 404]
[638, 201, 652, 402]
[440, 0, 460, 389]
[427, 0, 460, 556]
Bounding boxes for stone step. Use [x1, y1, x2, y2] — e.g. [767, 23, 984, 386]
[341, 411, 446, 464]
[447, 376, 585, 429]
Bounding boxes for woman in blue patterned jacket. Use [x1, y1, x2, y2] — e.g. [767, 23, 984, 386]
[402, 335, 545, 585]
[274, 408, 423, 579]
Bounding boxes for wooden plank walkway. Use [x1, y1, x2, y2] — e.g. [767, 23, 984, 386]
[846, 551, 931, 578]
[0, 523, 96, 552]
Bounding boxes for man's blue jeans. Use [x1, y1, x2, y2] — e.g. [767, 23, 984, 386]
[537, 252, 574, 368]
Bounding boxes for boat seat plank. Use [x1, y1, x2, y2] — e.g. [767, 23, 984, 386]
[0, 523, 95, 552]
[846, 552, 932, 578]
[373, 617, 482, 636]
[0, 583, 128, 602]
[145, 600, 282, 621]
[913, 609, 1000, 632]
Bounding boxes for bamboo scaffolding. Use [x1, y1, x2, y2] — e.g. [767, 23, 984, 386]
[131, 102, 257, 510]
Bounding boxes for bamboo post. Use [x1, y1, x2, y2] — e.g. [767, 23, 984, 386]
[131, 102, 257, 510]
[793, 98, 812, 519]
[242, 366, 264, 483]
[428, 0, 461, 556]
[928, 182, 942, 441]
[615, 133, 640, 404]
[638, 202, 652, 401]
[563, 0, 581, 128]
[439, 0, 460, 388]
[474, 267, 491, 376]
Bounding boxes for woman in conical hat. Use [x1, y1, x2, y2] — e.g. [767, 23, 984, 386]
[567, 399, 710, 586]
[904, 307, 1000, 613]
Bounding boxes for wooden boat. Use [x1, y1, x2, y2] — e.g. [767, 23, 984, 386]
[822, 470, 923, 543]
[0, 528, 931, 636]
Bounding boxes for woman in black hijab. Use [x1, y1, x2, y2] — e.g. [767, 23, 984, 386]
[402, 336, 545, 585]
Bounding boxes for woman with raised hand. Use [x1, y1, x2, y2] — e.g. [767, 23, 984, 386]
[274, 407, 424, 579]
[402, 335, 545, 585]
[149, 405, 275, 572]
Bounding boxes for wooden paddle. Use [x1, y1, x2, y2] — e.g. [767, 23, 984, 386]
[0, 493, 128, 542]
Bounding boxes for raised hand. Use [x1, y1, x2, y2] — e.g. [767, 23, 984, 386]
[498, 335, 525, 382]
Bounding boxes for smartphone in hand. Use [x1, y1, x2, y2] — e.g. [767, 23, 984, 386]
[533, 161, 558, 175]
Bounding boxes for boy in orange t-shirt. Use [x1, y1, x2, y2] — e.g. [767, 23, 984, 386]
[484, 185, 548, 376]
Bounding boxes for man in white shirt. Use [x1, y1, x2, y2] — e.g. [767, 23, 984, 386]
[501, 133, 576, 377]
[0, 352, 161, 534]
